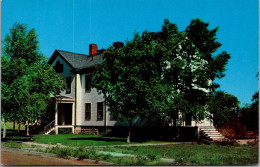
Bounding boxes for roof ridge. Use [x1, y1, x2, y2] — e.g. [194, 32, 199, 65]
[56, 49, 89, 56]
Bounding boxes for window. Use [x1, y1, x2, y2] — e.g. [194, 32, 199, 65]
[66, 77, 71, 94]
[54, 61, 63, 73]
[85, 75, 92, 92]
[85, 103, 91, 120]
[97, 102, 103, 120]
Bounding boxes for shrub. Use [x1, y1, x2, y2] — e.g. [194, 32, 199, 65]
[215, 139, 239, 146]
[135, 154, 147, 165]
[103, 154, 111, 160]
[2, 141, 22, 148]
[147, 153, 159, 161]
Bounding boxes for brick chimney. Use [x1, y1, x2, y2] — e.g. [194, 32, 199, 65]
[89, 44, 98, 56]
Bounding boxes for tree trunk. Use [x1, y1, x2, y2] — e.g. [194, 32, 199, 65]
[3, 118, 7, 138]
[127, 128, 131, 143]
[13, 120, 15, 130]
[127, 120, 132, 143]
[18, 122, 21, 132]
[26, 121, 30, 136]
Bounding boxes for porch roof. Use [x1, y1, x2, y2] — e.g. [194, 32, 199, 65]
[51, 95, 75, 102]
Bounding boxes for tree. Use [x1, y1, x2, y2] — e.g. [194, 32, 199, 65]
[1, 23, 65, 137]
[94, 33, 170, 143]
[207, 91, 240, 128]
[240, 92, 258, 131]
[94, 18, 230, 142]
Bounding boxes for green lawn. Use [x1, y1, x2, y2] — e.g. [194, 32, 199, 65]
[2, 133, 258, 165]
[31, 134, 259, 165]
[1, 121, 25, 130]
[32, 134, 167, 146]
[33, 134, 127, 146]
[96, 143, 258, 165]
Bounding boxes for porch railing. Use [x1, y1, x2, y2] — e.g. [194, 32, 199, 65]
[44, 120, 55, 134]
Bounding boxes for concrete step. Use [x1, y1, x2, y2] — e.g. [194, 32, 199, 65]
[206, 135, 224, 138]
[200, 129, 216, 131]
[81, 128, 99, 135]
[203, 132, 222, 135]
[198, 126, 215, 129]
[45, 128, 55, 135]
[199, 126, 226, 141]
[210, 137, 225, 141]
[210, 137, 225, 140]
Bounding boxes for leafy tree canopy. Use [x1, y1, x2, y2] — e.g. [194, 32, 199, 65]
[1, 23, 65, 125]
[94, 18, 230, 129]
[207, 91, 240, 127]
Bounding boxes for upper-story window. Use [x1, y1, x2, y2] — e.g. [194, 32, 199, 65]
[66, 77, 71, 94]
[85, 74, 92, 92]
[54, 61, 63, 73]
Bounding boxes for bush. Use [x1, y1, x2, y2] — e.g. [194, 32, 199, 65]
[135, 154, 147, 165]
[147, 153, 159, 161]
[214, 139, 239, 146]
[2, 141, 22, 148]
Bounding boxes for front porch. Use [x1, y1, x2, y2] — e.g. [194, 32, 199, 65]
[55, 96, 75, 134]
[44, 96, 76, 134]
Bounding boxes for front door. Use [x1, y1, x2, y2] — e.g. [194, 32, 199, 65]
[185, 113, 192, 126]
[58, 103, 72, 125]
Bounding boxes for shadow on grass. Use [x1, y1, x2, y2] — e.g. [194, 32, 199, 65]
[69, 137, 126, 142]
[1, 129, 32, 142]
[69, 136, 159, 143]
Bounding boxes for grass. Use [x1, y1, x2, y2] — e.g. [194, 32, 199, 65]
[30, 142, 260, 165]
[1, 121, 25, 130]
[1, 128, 258, 165]
[1, 141, 23, 148]
[32, 134, 168, 146]
[36, 145, 166, 165]
[33, 134, 128, 146]
[2, 133, 258, 165]
[95, 143, 259, 165]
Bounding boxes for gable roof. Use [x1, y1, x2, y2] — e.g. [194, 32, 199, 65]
[48, 50, 104, 72]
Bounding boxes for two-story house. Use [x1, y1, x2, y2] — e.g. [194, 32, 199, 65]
[46, 42, 212, 135]
[46, 43, 117, 134]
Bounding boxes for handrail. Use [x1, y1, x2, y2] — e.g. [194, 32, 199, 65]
[44, 120, 55, 134]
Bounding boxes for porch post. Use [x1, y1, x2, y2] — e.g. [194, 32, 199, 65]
[55, 102, 58, 134]
[72, 103, 75, 133]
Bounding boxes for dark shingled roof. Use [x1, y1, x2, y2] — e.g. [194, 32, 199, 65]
[49, 50, 104, 72]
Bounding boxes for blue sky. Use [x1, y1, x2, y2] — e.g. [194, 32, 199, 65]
[2, 0, 259, 105]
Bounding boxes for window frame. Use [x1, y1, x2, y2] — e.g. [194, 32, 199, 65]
[85, 103, 91, 121]
[66, 77, 71, 94]
[85, 74, 92, 92]
[54, 61, 63, 73]
[97, 102, 104, 121]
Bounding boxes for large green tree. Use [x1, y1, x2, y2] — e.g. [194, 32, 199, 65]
[207, 91, 240, 128]
[1, 23, 65, 137]
[94, 33, 170, 142]
[94, 18, 230, 142]
[162, 19, 231, 124]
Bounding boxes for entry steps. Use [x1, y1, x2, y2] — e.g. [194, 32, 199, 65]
[199, 126, 225, 141]
[80, 128, 99, 135]
[45, 127, 55, 135]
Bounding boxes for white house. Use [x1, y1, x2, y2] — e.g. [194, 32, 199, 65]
[46, 43, 212, 135]
[46, 44, 117, 134]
